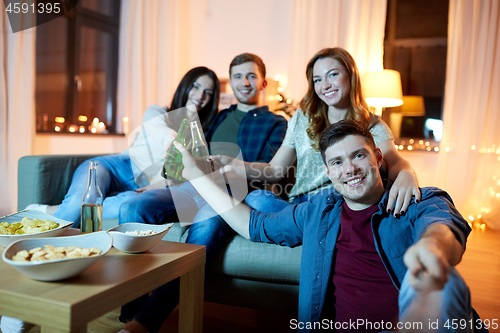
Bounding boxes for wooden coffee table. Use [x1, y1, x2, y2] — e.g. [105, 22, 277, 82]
[0, 238, 206, 333]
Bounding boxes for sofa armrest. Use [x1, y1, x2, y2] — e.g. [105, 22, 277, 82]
[18, 154, 106, 210]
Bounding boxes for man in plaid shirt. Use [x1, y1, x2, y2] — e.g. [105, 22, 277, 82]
[205, 53, 287, 163]
[118, 53, 287, 333]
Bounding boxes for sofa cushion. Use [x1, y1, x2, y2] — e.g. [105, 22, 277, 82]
[163, 223, 301, 284]
[18, 154, 105, 210]
[210, 234, 301, 284]
[162, 222, 189, 243]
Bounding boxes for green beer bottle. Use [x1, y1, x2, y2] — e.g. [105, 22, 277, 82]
[189, 120, 212, 175]
[162, 118, 189, 183]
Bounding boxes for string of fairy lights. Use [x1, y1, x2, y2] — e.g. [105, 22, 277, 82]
[396, 140, 500, 230]
[395, 139, 440, 152]
[469, 143, 500, 230]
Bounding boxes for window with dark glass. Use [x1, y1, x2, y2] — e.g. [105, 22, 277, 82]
[384, 0, 448, 141]
[35, 0, 120, 134]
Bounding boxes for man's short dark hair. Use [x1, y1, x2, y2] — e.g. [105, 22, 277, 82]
[319, 120, 376, 165]
[229, 53, 266, 78]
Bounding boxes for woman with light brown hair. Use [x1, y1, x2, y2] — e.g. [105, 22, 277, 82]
[215, 47, 420, 215]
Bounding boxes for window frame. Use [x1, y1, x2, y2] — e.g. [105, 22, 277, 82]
[36, 0, 121, 134]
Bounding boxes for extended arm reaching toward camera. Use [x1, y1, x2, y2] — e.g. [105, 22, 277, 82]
[174, 141, 252, 239]
[403, 223, 464, 295]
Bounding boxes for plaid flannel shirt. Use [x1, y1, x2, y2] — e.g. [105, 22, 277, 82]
[205, 105, 287, 163]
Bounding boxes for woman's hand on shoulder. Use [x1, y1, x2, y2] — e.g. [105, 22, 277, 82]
[387, 169, 421, 217]
[377, 140, 421, 216]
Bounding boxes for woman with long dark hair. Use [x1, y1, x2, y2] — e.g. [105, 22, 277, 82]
[24, 67, 220, 226]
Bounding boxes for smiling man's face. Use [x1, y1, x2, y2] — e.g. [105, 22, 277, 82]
[229, 61, 267, 108]
[323, 134, 385, 210]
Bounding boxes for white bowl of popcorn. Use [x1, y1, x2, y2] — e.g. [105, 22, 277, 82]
[0, 210, 73, 248]
[108, 223, 174, 254]
[2, 231, 112, 281]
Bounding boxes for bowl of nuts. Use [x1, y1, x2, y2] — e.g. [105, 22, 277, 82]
[2, 231, 112, 281]
[108, 223, 174, 254]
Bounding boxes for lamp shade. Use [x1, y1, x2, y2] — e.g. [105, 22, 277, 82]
[397, 95, 426, 116]
[363, 70, 404, 108]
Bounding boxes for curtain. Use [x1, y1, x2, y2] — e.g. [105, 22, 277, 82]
[117, 0, 202, 135]
[287, 0, 387, 101]
[0, 12, 36, 215]
[436, 0, 500, 229]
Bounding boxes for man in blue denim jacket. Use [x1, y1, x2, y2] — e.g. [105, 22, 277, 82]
[177, 119, 481, 333]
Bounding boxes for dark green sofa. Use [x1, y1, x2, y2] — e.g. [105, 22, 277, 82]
[18, 154, 301, 315]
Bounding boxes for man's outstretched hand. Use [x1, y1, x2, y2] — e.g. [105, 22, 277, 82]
[403, 237, 450, 295]
[403, 224, 464, 295]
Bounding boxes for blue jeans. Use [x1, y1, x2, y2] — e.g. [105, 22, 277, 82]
[53, 154, 140, 227]
[119, 182, 234, 332]
[243, 189, 309, 212]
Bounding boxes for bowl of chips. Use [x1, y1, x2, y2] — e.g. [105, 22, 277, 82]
[108, 222, 174, 253]
[2, 231, 112, 281]
[0, 211, 73, 248]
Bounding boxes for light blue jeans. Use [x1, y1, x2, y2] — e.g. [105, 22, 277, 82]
[53, 154, 140, 227]
[243, 189, 309, 211]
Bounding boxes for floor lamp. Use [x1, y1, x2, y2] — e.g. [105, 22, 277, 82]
[363, 69, 404, 117]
